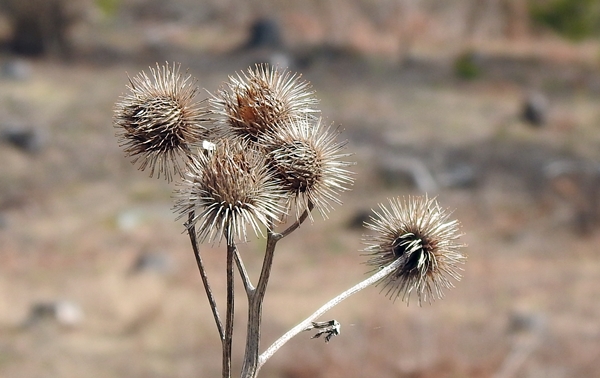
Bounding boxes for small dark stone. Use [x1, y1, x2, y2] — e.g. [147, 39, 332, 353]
[1, 126, 45, 154]
[244, 18, 282, 50]
[507, 310, 545, 334]
[522, 92, 548, 127]
[130, 251, 174, 275]
[23, 300, 83, 328]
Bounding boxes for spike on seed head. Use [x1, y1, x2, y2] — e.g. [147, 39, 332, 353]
[210, 64, 319, 142]
[113, 62, 209, 182]
[174, 139, 287, 244]
[362, 196, 466, 305]
[262, 117, 354, 220]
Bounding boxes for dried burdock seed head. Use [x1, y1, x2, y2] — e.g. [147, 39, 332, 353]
[262, 117, 354, 220]
[362, 196, 466, 305]
[210, 64, 319, 142]
[114, 62, 209, 182]
[175, 139, 287, 244]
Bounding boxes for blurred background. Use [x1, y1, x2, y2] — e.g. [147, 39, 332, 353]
[1, 0, 600, 377]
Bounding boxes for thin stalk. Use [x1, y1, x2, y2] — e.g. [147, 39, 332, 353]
[280, 204, 313, 238]
[234, 247, 255, 295]
[187, 212, 224, 341]
[257, 259, 403, 372]
[223, 239, 236, 378]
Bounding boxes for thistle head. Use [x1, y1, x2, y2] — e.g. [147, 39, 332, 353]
[210, 64, 319, 142]
[262, 117, 354, 220]
[362, 196, 466, 305]
[174, 139, 287, 244]
[113, 62, 208, 182]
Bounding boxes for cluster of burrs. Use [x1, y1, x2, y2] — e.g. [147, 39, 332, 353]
[113, 62, 466, 377]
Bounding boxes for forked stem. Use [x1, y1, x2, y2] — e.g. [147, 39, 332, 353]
[240, 231, 279, 378]
[241, 206, 313, 378]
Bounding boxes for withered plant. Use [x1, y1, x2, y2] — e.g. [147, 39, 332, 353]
[113, 62, 467, 378]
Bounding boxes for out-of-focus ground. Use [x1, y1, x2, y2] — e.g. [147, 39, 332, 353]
[1, 1, 600, 377]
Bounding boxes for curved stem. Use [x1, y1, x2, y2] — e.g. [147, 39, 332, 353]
[187, 212, 224, 341]
[279, 202, 314, 239]
[257, 259, 403, 372]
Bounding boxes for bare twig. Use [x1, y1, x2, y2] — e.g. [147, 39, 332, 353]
[257, 259, 403, 372]
[187, 212, 224, 341]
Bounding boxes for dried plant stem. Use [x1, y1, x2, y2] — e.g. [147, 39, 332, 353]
[257, 258, 403, 372]
[280, 203, 314, 238]
[187, 212, 224, 341]
[240, 231, 278, 378]
[241, 206, 313, 378]
[234, 248, 255, 295]
[223, 240, 236, 378]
